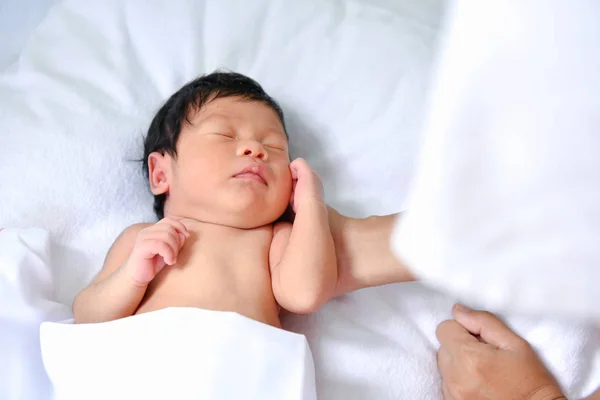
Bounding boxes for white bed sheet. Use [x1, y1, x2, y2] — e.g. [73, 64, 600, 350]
[0, 229, 71, 400]
[0, 1, 598, 399]
[0, 0, 56, 71]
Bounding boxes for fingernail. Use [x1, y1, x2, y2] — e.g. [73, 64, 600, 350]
[454, 303, 471, 313]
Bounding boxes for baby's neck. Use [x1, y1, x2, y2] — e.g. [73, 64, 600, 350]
[164, 215, 271, 239]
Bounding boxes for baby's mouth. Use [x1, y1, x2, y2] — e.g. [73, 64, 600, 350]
[234, 172, 267, 185]
[233, 165, 267, 185]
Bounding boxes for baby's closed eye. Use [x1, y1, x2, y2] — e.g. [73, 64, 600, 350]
[263, 139, 287, 151]
[211, 132, 235, 139]
[265, 144, 285, 151]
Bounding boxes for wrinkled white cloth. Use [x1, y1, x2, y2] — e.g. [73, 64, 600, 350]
[41, 308, 316, 400]
[393, 1, 600, 323]
[0, 228, 73, 400]
[284, 282, 600, 400]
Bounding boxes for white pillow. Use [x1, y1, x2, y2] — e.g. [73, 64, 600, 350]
[0, 0, 443, 305]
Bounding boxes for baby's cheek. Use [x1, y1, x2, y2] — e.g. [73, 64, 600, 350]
[274, 171, 293, 204]
[283, 172, 294, 197]
[276, 164, 292, 186]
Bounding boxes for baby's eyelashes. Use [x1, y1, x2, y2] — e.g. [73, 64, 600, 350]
[214, 132, 235, 139]
[263, 139, 287, 151]
[209, 131, 287, 153]
[265, 145, 285, 151]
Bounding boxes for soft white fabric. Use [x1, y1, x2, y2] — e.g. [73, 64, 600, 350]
[392, 1, 600, 323]
[284, 284, 600, 399]
[0, 0, 56, 71]
[40, 308, 316, 400]
[1, 0, 599, 399]
[0, 229, 72, 400]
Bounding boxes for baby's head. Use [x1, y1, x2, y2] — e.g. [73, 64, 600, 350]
[142, 71, 292, 228]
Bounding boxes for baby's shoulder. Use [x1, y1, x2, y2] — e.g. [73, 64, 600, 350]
[120, 222, 152, 239]
[99, 222, 154, 276]
[109, 222, 152, 249]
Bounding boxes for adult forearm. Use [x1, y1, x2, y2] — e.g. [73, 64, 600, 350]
[73, 264, 147, 323]
[329, 209, 415, 296]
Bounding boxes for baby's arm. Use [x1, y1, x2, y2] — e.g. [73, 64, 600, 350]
[72, 218, 189, 323]
[269, 159, 337, 314]
[73, 224, 149, 323]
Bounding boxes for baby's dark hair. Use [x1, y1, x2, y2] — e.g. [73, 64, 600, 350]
[142, 71, 287, 220]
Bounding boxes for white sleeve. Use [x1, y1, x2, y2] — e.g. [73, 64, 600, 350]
[392, 1, 600, 323]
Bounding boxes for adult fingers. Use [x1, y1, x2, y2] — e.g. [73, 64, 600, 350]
[452, 304, 526, 350]
[436, 319, 479, 349]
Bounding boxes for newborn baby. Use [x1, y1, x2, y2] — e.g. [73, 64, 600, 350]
[73, 71, 337, 328]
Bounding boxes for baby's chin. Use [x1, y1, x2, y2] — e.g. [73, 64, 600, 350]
[220, 196, 290, 228]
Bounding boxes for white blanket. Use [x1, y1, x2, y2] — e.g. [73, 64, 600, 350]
[1, 0, 599, 399]
[284, 285, 600, 399]
[0, 0, 55, 71]
[40, 308, 316, 400]
[0, 229, 72, 400]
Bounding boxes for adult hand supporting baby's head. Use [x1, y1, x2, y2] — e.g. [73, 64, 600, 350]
[436, 305, 566, 400]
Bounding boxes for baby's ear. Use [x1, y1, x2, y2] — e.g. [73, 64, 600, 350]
[148, 152, 170, 195]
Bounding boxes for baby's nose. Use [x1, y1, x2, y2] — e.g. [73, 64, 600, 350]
[238, 141, 267, 161]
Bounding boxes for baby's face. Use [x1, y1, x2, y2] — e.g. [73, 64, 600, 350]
[162, 96, 292, 228]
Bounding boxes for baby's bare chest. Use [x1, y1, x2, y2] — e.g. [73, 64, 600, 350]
[135, 225, 280, 325]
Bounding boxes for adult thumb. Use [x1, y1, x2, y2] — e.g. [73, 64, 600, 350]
[452, 304, 524, 350]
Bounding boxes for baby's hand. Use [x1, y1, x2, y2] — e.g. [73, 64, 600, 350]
[290, 158, 325, 212]
[125, 218, 190, 286]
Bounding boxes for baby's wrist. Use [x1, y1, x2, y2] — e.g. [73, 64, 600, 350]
[119, 261, 150, 289]
[294, 197, 327, 212]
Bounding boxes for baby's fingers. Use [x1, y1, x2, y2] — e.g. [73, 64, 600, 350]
[154, 240, 177, 266]
[290, 158, 309, 179]
[160, 228, 185, 252]
[141, 229, 180, 255]
[138, 239, 175, 265]
[158, 217, 190, 238]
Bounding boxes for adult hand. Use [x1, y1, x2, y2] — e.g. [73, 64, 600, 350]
[436, 304, 566, 400]
[325, 209, 415, 296]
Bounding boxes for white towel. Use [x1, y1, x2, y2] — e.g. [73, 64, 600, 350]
[392, 1, 600, 323]
[284, 283, 600, 399]
[41, 308, 316, 400]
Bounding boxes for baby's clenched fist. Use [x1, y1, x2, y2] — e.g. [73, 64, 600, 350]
[290, 158, 325, 212]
